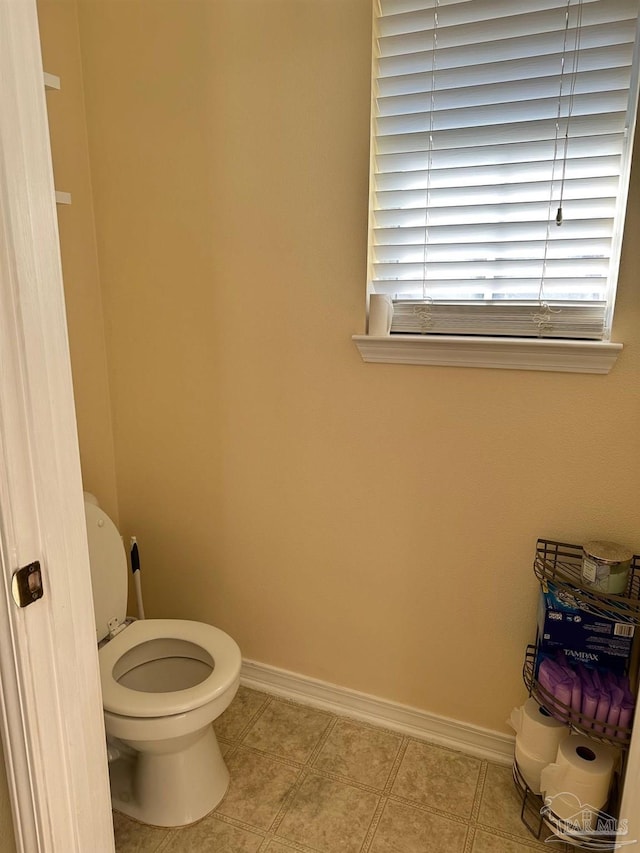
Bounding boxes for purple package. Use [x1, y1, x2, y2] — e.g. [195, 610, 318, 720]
[538, 657, 573, 721]
[618, 685, 635, 738]
[591, 669, 611, 733]
[567, 666, 582, 722]
[608, 672, 636, 738]
[605, 684, 623, 737]
[577, 664, 598, 729]
[554, 651, 581, 717]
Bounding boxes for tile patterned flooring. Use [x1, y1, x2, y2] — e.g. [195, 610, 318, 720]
[113, 687, 551, 853]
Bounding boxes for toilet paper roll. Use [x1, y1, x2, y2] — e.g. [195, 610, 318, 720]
[542, 790, 601, 843]
[368, 294, 394, 336]
[541, 735, 614, 811]
[544, 790, 589, 822]
[514, 738, 548, 794]
[509, 698, 570, 763]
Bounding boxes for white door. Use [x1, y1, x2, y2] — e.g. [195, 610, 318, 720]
[0, 0, 114, 850]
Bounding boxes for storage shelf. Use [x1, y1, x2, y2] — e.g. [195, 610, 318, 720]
[44, 71, 67, 206]
[43, 72, 60, 90]
[520, 539, 636, 847]
[534, 539, 640, 625]
[512, 759, 620, 850]
[523, 645, 632, 747]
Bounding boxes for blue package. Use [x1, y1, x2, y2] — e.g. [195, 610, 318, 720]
[537, 581, 634, 674]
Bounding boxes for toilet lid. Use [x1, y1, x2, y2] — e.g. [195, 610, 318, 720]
[84, 501, 128, 642]
[99, 618, 242, 717]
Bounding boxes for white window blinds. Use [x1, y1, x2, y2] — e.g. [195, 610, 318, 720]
[369, 0, 640, 339]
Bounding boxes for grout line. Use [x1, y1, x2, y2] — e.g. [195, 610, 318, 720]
[384, 793, 472, 827]
[228, 742, 307, 773]
[463, 824, 476, 853]
[304, 765, 391, 799]
[235, 692, 273, 744]
[359, 795, 387, 853]
[470, 760, 488, 823]
[384, 735, 407, 794]
[268, 765, 310, 835]
[307, 714, 337, 767]
[154, 829, 176, 853]
[207, 811, 267, 838]
[259, 834, 321, 853]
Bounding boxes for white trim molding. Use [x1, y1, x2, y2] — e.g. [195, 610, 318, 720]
[241, 659, 514, 766]
[352, 335, 622, 374]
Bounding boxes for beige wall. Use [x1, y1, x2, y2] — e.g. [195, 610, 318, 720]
[41, 0, 640, 733]
[37, 0, 119, 522]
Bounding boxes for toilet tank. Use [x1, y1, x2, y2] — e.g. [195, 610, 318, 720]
[84, 500, 128, 642]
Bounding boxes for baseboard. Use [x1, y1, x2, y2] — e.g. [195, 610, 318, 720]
[240, 659, 514, 766]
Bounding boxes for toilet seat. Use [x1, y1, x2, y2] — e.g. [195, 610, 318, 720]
[99, 618, 241, 718]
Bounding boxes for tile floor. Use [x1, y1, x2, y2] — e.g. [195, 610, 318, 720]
[113, 687, 554, 853]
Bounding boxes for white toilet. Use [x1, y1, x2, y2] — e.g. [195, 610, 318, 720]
[84, 497, 241, 828]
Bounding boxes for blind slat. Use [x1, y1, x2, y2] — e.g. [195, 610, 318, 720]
[376, 134, 624, 172]
[374, 218, 615, 244]
[373, 236, 612, 263]
[373, 198, 617, 228]
[375, 155, 621, 192]
[376, 91, 631, 136]
[378, 44, 633, 97]
[379, 21, 635, 77]
[373, 279, 607, 293]
[375, 176, 620, 211]
[377, 69, 631, 119]
[378, 0, 637, 56]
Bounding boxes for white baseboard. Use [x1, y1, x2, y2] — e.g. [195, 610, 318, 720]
[240, 659, 514, 766]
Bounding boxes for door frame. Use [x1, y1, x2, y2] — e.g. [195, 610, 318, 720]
[0, 0, 114, 849]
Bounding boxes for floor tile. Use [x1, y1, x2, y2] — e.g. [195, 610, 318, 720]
[276, 771, 379, 853]
[471, 828, 548, 852]
[113, 692, 554, 853]
[477, 763, 546, 843]
[112, 811, 170, 852]
[368, 799, 467, 853]
[161, 814, 263, 852]
[312, 719, 402, 789]
[214, 687, 269, 741]
[242, 698, 332, 762]
[214, 747, 301, 830]
[391, 740, 481, 818]
[263, 843, 299, 853]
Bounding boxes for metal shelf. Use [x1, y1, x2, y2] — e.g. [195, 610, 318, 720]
[523, 645, 632, 747]
[534, 539, 640, 625]
[520, 540, 635, 847]
[513, 759, 620, 851]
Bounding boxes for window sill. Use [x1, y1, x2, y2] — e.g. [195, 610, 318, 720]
[352, 335, 622, 374]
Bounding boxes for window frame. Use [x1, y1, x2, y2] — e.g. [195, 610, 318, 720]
[355, 0, 640, 372]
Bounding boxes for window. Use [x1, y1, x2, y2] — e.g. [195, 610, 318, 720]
[366, 0, 640, 344]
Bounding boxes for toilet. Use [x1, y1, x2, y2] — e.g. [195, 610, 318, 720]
[84, 497, 241, 828]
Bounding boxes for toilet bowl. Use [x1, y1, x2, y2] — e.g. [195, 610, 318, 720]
[84, 498, 241, 827]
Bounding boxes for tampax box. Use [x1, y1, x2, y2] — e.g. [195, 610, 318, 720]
[537, 580, 635, 674]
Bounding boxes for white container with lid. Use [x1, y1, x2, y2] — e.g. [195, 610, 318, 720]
[581, 540, 633, 595]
